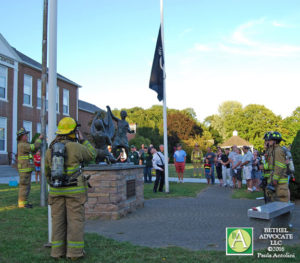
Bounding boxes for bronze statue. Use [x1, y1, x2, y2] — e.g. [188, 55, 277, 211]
[90, 111, 117, 164]
[107, 106, 134, 162]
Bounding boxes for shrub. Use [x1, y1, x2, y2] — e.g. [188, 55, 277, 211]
[290, 130, 300, 200]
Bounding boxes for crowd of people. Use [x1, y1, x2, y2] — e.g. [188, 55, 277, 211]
[193, 144, 263, 192]
[169, 143, 267, 192]
[127, 142, 264, 192]
[126, 141, 287, 194]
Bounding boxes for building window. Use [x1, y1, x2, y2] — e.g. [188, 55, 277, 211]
[23, 74, 32, 106]
[0, 65, 8, 100]
[23, 121, 32, 142]
[37, 80, 48, 110]
[63, 89, 69, 115]
[37, 123, 48, 136]
[0, 117, 7, 153]
[37, 80, 41, 108]
[37, 123, 41, 134]
[56, 86, 59, 112]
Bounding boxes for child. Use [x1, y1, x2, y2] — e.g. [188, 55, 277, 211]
[204, 158, 212, 184]
[33, 150, 41, 184]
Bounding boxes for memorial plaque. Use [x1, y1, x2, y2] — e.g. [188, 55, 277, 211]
[127, 179, 136, 199]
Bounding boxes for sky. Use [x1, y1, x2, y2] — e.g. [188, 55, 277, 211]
[1, 0, 300, 121]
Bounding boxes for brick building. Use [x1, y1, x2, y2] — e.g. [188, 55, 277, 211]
[0, 33, 80, 164]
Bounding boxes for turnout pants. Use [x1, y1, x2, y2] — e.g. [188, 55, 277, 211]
[267, 183, 289, 203]
[275, 183, 289, 202]
[48, 192, 87, 258]
[192, 162, 201, 176]
[18, 172, 32, 207]
[153, 169, 165, 192]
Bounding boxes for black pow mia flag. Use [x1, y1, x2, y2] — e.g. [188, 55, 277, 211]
[149, 26, 165, 102]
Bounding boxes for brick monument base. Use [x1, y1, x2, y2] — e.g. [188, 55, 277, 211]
[83, 164, 144, 220]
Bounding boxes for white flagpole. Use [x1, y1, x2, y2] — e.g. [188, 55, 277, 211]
[48, 0, 58, 244]
[160, 0, 169, 193]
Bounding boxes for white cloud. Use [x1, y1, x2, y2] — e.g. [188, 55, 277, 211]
[230, 18, 265, 46]
[193, 43, 212, 52]
[191, 18, 300, 58]
[272, 21, 292, 28]
[178, 28, 193, 38]
[219, 43, 300, 57]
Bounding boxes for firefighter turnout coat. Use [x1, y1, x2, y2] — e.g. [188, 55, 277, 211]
[264, 145, 289, 202]
[17, 138, 42, 207]
[45, 139, 96, 258]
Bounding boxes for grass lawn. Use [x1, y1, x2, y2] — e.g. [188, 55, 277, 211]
[231, 185, 264, 200]
[144, 182, 208, 200]
[0, 183, 299, 263]
[168, 163, 206, 178]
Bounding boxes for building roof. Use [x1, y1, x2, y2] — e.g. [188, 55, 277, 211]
[220, 135, 253, 148]
[13, 48, 81, 87]
[78, 100, 103, 114]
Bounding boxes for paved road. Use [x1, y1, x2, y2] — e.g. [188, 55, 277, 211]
[86, 185, 300, 251]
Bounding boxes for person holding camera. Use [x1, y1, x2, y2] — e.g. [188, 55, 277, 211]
[45, 117, 96, 260]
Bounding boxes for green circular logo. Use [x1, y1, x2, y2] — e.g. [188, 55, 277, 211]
[228, 229, 251, 253]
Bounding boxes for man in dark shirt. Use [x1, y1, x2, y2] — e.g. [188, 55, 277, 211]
[205, 147, 216, 184]
[140, 146, 153, 183]
[221, 148, 232, 187]
[128, 145, 139, 165]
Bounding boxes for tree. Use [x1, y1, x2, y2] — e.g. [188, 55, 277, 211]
[281, 107, 300, 146]
[167, 112, 203, 141]
[205, 101, 243, 140]
[129, 135, 151, 149]
[218, 101, 242, 119]
[291, 130, 300, 200]
[224, 104, 282, 151]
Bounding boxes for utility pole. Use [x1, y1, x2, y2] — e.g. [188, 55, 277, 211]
[40, 0, 48, 207]
[47, 0, 58, 245]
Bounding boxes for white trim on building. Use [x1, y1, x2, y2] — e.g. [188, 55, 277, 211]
[23, 121, 32, 142]
[63, 88, 69, 116]
[0, 117, 7, 153]
[23, 74, 33, 107]
[0, 65, 8, 101]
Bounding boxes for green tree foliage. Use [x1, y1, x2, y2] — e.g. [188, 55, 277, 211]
[136, 127, 162, 148]
[111, 106, 211, 162]
[167, 112, 202, 141]
[167, 111, 204, 162]
[291, 130, 300, 199]
[281, 107, 300, 146]
[129, 135, 151, 149]
[218, 101, 243, 118]
[108, 103, 300, 159]
[205, 101, 242, 139]
[224, 104, 282, 151]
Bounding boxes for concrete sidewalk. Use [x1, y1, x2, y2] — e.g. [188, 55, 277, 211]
[0, 165, 247, 185]
[86, 185, 300, 251]
[0, 165, 37, 184]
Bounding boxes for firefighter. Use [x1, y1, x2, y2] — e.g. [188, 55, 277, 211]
[45, 117, 96, 260]
[191, 143, 203, 177]
[263, 131, 289, 202]
[17, 128, 42, 208]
